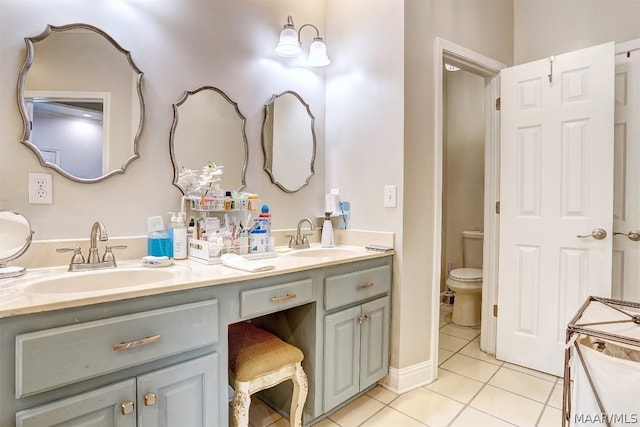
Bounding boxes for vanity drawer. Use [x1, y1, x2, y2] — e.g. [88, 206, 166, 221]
[325, 265, 391, 311]
[16, 299, 218, 398]
[240, 279, 313, 318]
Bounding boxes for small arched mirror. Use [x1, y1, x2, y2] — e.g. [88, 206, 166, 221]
[0, 211, 34, 279]
[170, 86, 248, 194]
[262, 91, 316, 193]
[18, 23, 145, 183]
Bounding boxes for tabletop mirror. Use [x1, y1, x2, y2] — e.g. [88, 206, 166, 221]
[262, 91, 316, 193]
[170, 86, 248, 194]
[0, 211, 34, 279]
[18, 23, 145, 183]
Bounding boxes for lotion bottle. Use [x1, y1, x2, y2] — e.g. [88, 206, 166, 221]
[172, 212, 188, 259]
[321, 212, 334, 248]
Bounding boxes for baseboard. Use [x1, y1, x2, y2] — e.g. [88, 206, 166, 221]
[379, 360, 434, 394]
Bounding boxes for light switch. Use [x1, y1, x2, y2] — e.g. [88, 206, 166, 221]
[384, 185, 396, 208]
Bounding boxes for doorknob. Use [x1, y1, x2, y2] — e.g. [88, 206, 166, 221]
[614, 230, 640, 241]
[577, 228, 607, 240]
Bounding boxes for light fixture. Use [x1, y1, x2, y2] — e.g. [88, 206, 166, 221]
[275, 16, 330, 67]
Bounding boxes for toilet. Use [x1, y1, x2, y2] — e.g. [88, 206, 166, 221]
[446, 230, 483, 327]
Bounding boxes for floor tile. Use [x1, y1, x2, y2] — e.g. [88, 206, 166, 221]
[247, 399, 282, 427]
[537, 406, 563, 427]
[459, 340, 503, 365]
[328, 394, 384, 427]
[438, 347, 455, 365]
[424, 368, 484, 403]
[470, 384, 544, 427]
[440, 354, 501, 382]
[547, 381, 564, 409]
[449, 406, 515, 427]
[310, 418, 339, 426]
[440, 323, 481, 341]
[360, 406, 426, 427]
[502, 362, 558, 382]
[489, 366, 555, 403]
[389, 387, 464, 427]
[439, 333, 469, 352]
[366, 385, 398, 405]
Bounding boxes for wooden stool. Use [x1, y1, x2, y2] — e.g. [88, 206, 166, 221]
[228, 322, 308, 427]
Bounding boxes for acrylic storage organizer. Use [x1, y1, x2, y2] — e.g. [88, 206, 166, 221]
[562, 296, 640, 426]
[186, 195, 261, 213]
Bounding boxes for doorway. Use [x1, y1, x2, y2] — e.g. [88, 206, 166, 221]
[431, 38, 505, 379]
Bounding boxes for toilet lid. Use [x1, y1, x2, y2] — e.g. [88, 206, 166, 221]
[449, 268, 482, 282]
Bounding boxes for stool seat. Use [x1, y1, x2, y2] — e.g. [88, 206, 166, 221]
[228, 322, 308, 427]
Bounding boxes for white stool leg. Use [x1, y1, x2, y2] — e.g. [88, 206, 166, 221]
[232, 381, 251, 427]
[289, 362, 308, 427]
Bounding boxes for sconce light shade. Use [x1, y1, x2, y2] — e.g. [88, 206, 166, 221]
[275, 16, 330, 67]
[307, 37, 331, 67]
[275, 26, 302, 57]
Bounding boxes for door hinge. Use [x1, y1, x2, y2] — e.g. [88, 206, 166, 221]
[495, 201, 500, 214]
[493, 304, 498, 317]
[495, 97, 501, 111]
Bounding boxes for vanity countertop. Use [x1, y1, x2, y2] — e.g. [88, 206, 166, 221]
[0, 244, 393, 319]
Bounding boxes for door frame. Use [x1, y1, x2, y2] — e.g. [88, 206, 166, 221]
[432, 38, 505, 374]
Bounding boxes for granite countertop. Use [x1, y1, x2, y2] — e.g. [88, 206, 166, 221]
[0, 244, 394, 318]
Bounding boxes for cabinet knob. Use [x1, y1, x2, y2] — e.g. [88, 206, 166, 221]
[144, 392, 157, 406]
[120, 400, 135, 415]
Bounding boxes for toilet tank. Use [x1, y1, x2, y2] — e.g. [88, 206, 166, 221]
[462, 230, 484, 269]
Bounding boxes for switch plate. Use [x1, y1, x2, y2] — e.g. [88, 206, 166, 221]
[29, 172, 53, 204]
[384, 185, 396, 208]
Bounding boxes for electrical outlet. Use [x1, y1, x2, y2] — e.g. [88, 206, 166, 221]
[29, 172, 53, 204]
[384, 185, 396, 208]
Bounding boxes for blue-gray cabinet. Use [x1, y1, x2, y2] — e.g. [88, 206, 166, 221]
[323, 265, 391, 412]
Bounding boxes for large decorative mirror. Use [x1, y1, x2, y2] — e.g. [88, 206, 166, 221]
[262, 91, 316, 193]
[170, 86, 248, 194]
[18, 23, 145, 183]
[0, 211, 34, 279]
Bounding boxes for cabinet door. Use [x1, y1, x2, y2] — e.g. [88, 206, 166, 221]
[15, 379, 136, 427]
[359, 296, 390, 389]
[137, 354, 219, 427]
[323, 306, 361, 412]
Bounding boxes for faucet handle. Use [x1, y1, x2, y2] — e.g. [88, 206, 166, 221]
[285, 234, 295, 248]
[102, 244, 127, 263]
[56, 247, 85, 264]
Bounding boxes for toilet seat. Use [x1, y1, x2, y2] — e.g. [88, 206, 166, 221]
[449, 268, 482, 282]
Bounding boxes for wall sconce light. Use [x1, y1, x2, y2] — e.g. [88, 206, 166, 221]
[275, 16, 331, 67]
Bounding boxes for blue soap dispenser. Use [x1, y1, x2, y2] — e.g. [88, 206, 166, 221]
[147, 216, 172, 257]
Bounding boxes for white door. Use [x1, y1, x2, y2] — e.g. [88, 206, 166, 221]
[497, 42, 615, 376]
[613, 48, 640, 302]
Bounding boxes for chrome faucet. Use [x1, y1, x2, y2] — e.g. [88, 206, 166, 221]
[56, 222, 127, 272]
[289, 218, 314, 249]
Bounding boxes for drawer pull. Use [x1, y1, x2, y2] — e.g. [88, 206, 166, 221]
[113, 334, 161, 351]
[271, 293, 297, 303]
[357, 282, 374, 290]
[144, 392, 157, 406]
[120, 400, 135, 415]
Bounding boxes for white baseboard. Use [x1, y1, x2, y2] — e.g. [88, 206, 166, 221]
[379, 360, 434, 394]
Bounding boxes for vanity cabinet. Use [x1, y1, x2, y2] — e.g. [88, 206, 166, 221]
[15, 354, 218, 427]
[322, 266, 391, 412]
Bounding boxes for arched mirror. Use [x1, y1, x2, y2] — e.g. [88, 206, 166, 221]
[262, 91, 316, 193]
[170, 86, 248, 194]
[0, 211, 34, 279]
[18, 23, 145, 183]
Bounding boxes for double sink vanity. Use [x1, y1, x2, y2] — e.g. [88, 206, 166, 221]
[0, 243, 393, 426]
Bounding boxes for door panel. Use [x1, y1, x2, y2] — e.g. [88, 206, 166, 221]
[498, 42, 615, 376]
[359, 296, 389, 389]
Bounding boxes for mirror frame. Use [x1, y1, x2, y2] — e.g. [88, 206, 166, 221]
[170, 86, 249, 194]
[262, 91, 317, 193]
[17, 23, 145, 183]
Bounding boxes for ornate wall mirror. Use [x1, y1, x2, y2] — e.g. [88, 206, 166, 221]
[262, 91, 316, 193]
[170, 86, 248, 194]
[0, 211, 34, 279]
[18, 23, 145, 183]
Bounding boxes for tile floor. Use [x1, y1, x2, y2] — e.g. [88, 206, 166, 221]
[244, 307, 564, 427]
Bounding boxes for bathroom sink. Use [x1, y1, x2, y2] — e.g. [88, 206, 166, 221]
[289, 247, 359, 258]
[22, 267, 182, 295]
